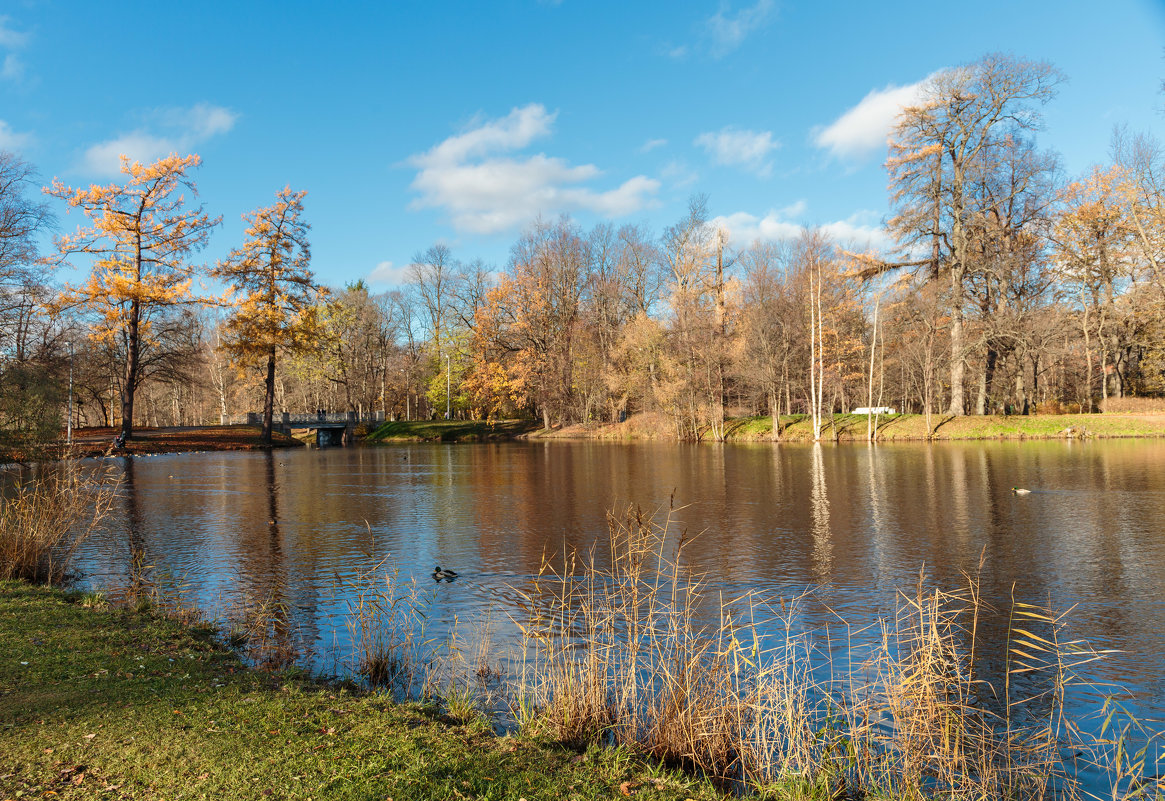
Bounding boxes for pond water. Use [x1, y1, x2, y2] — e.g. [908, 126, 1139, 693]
[73, 439, 1165, 732]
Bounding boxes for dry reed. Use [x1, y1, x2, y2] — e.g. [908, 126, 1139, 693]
[339, 558, 443, 698]
[510, 503, 1165, 800]
[0, 462, 115, 584]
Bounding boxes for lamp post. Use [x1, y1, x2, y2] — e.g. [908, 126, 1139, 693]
[403, 369, 409, 421]
[67, 343, 74, 445]
[444, 353, 451, 420]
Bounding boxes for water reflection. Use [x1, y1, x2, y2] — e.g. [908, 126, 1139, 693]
[810, 443, 831, 581]
[72, 440, 1165, 725]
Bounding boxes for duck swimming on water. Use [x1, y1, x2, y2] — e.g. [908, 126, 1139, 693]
[1011, 487, 1032, 495]
[432, 565, 458, 581]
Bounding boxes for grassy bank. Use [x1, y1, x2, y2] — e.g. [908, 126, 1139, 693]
[532, 411, 1165, 442]
[367, 419, 541, 443]
[0, 580, 721, 801]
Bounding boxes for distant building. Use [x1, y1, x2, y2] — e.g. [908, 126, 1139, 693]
[852, 407, 897, 415]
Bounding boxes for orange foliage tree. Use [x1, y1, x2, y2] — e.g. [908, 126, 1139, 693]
[47, 154, 219, 439]
[213, 187, 322, 443]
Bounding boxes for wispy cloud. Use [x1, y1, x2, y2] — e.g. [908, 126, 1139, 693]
[367, 260, 411, 287]
[81, 103, 240, 176]
[694, 126, 779, 176]
[706, 0, 774, 56]
[0, 119, 32, 151]
[407, 103, 660, 234]
[661, 159, 699, 188]
[640, 138, 668, 153]
[813, 73, 940, 160]
[0, 16, 29, 84]
[2, 53, 23, 82]
[712, 203, 892, 252]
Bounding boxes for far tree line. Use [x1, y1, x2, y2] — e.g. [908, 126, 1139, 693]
[1, 53, 1164, 450]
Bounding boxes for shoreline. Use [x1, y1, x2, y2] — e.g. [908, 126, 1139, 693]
[0, 580, 720, 800]
[372, 411, 1165, 445]
[47, 425, 305, 460]
[21, 412, 1164, 461]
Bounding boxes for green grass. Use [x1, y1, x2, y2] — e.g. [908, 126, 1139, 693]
[718, 412, 1165, 442]
[423, 412, 1165, 444]
[366, 419, 541, 443]
[0, 580, 724, 800]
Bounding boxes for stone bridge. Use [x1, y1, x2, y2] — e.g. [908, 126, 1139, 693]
[221, 411, 386, 446]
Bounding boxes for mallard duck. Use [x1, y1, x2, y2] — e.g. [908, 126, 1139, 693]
[1011, 487, 1032, 495]
[432, 565, 458, 581]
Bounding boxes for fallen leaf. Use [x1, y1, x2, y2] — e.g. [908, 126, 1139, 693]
[620, 781, 634, 795]
[83, 733, 95, 740]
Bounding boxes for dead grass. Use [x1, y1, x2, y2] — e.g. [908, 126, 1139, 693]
[1099, 397, 1165, 414]
[509, 504, 1165, 799]
[0, 463, 116, 584]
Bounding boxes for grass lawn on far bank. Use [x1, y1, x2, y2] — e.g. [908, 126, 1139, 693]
[0, 581, 721, 801]
[366, 419, 542, 443]
[530, 411, 1165, 442]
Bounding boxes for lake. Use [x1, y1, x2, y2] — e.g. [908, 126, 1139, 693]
[74, 439, 1165, 733]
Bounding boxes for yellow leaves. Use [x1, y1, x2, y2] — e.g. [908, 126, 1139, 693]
[213, 187, 319, 364]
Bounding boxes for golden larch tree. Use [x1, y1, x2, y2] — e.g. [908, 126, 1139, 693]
[213, 187, 320, 444]
[47, 154, 220, 440]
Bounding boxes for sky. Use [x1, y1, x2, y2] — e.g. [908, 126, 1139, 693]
[1, 0, 1163, 291]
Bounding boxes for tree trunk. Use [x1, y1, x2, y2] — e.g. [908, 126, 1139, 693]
[948, 275, 966, 416]
[262, 347, 276, 444]
[121, 301, 142, 440]
[976, 346, 998, 415]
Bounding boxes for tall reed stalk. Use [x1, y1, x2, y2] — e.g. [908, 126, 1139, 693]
[510, 503, 1164, 800]
[339, 558, 442, 698]
[0, 463, 114, 584]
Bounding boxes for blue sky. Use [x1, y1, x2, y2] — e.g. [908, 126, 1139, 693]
[1, 0, 1162, 290]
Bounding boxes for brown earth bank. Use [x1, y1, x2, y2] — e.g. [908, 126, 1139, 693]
[58, 425, 304, 459]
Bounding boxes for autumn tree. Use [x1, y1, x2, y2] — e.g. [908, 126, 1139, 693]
[736, 240, 804, 438]
[884, 54, 1061, 414]
[507, 217, 589, 429]
[47, 154, 219, 439]
[1054, 166, 1136, 407]
[213, 187, 320, 443]
[409, 243, 458, 362]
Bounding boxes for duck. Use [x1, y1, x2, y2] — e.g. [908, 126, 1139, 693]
[1011, 487, 1032, 495]
[432, 565, 458, 581]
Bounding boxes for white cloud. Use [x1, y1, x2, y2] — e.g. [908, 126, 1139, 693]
[707, 0, 774, 55]
[661, 159, 699, 188]
[163, 103, 239, 139]
[0, 119, 31, 151]
[1, 54, 23, 82]
[820, 215, 895, 252]
[711, 207, 802, 246]
[640, 138, 668, 153]
[814, 74, 939, 160]
[407, 103, 660, 234]
[367, 261, 411, 287]
[711, 204, 892, 252]
[0, 17, 28, 84]
[694, 126, 778, 176]
[81, 103, 239, 176]
[0, 17, 28, 49]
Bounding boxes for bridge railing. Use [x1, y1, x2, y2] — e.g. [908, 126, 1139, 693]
[220, 411, 387, 427]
